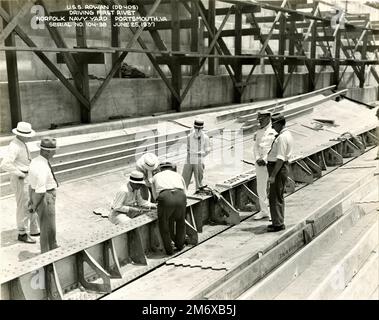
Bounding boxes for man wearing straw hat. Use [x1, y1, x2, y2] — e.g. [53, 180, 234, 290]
[109, 170, 157, 225]
[136, 152, 159, 201]
[0, 122, 39, 243]
[28, 137, 59, 253]
[182, 119, 211, 192]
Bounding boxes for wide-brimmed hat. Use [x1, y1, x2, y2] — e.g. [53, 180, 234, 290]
[37, 137, 58, 150]
[128, 170, 145, 185]
[12, 122, 36, 137]
[141, 153, 159, 171]
[194, 119, 204, 129]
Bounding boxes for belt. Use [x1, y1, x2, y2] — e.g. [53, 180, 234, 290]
[31, 188, 56, 193]
[268, 161, 288, 165]
[159, 188, 183, 195]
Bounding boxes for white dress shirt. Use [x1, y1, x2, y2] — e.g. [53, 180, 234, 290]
[29, 155, 58, 193]
[0, 137, 31, 177]
[253, 123, 277, 163]
[267, 128, 294, 162]
[151, 170, 187, 200]
[187, 130, 211, 162]
[111, 183, 152, 213]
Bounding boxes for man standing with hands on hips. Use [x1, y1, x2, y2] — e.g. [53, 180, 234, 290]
[266, 113, 294, 232]
[28, 137, 59, 253]
[252, 111, 277, 221]
[0, 122, 39, 243]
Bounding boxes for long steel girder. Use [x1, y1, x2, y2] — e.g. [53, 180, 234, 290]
[1, 124, 377, 300]
[1, 0, 379, 121]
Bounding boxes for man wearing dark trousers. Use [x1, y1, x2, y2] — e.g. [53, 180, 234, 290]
[266, 113, 294, 232]
[151, 162, 187, 255]
[28, 137, 59, 253]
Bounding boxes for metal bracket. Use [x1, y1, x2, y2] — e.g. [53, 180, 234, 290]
[185, 219, 199, 245]
[323, 147, 343, 166]
[103, 238, 122, 279]
[45, 263, 64, 300]
[342, 139, 362, 157]
[76, 249, 112, 293]
[242, 183, 259, 202]
[365, 131, 379, 146]
[217, 193, 241, 225]
[303, 157, 322, 178]
[149, 221, 165, 254]
[292, 160, 314, 184]
[128, 229, 147, 265]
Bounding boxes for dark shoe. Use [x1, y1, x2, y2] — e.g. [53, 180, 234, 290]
[18, 234, 36, 244]
[30, 232, 40, 236]
[267, 224, 286, 232]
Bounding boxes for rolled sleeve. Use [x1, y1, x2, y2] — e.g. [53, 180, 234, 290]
[112, 191, 129, 213]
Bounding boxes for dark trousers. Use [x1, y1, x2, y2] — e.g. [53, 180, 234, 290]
[157, 189, 187, 255]
[267, 162, 289, 227]
[33, 189, 58, 253]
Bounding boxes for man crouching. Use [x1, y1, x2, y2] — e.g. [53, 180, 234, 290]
[109, 171, 157, 225]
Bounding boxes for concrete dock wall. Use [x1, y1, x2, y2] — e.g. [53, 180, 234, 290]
[1, 71, 378, 133]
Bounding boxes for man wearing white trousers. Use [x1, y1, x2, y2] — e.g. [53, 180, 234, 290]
[0, 122, 40, 243]
[253, 111, 277, 220]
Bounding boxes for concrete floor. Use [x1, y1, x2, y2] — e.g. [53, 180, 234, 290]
[0, 97, 378, 273]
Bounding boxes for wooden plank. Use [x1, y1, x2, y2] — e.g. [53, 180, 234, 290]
[90, 0, 162, 108]
[37, 0, 83, 85]
[111, 12, 121, 78]
[170, 0, 181, 112]
[277, 13, 285, 98]
[190, 0, 199, 76]
[75, 2, 91, 123]
[128, 28, 181, 103]
[0, 0, 36, 44]
[2, 1, 22, 128]
[204, 28, 260, 38]
[180, 6, 233, 102]
[308, 3, 317, 92]
[333, 28, 341, 86]
[234, 6, 242, 103]
[207, 0, 216, 76]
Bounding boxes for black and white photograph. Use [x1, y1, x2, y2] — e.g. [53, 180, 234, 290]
[0, 0, 378, 305]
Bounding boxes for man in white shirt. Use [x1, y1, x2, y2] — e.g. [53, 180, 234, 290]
[0, 122, 39, 243]
[135, 152, 159, 201]
[151, 162, 187, 255]
[109, 170, 157, 225]
[28, 137, 59, 253]
[182, 119, 211, 192]
[252, 111, 277, 220]
[266, 113, 294, 232]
